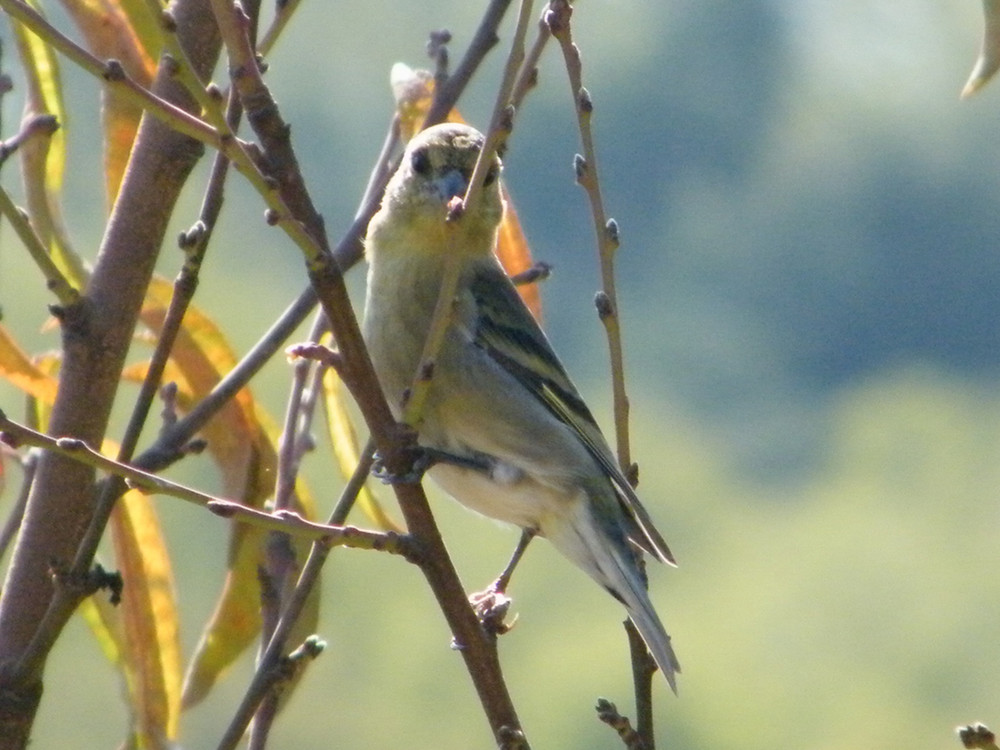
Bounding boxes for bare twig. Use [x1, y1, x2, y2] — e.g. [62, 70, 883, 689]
[510, 12, 551, 111]
[959, 723, 1000, 749]
[0, 112, 57, 168]
[424, 0, 514, 128]
[216, 447, 386, 750]
[257, 0, 303, 57]
[209, 0, 530, 743]
[546, 0, 655, 741]
[0, 448, 38, 561]
[73, 87, 246, 578]
[546, 0, 632, 468]
[404, 0, 535, 427]
[595, 699, 648, 750]
[0, 183, 78, 306]
[0, 0, 220, 147]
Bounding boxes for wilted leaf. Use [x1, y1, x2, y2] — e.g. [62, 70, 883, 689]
[321, 354, 401, 532]
[10, 3, 88, 288]
[109, 486, 182, 748]
[0, 324, 58, 403]
[963, 0, 1000, 98]
[138, 279, 322, 710]
[390, 63, 543, 319]
[140, 276, 259, 496]
[58, 0, 158, 203]
[107, 0, 164, 80]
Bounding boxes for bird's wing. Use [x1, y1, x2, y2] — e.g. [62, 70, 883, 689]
[465, 262, 675, 565]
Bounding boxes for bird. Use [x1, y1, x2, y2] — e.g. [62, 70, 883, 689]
[362, 122, 680, 691]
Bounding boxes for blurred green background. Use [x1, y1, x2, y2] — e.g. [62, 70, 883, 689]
[3, 0, 1000, 747]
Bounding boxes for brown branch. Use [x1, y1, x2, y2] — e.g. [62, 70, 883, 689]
[546, 1, 657, 743]
[959, 723, 1000, 749]
[595, 698, 648, 750]
[0, 112, 57, 167]
[0, 448, 38, 562]
[424, 0, 513, 127]
[0, 0, 221, 148]
[0, 3, 222, 746]
[209, 0, 529, 744]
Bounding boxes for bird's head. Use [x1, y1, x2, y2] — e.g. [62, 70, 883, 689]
[372, 123, 505, 255]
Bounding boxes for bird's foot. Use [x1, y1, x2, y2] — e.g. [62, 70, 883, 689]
[469, 586, 517, 639]
[371, 446, 492, 484]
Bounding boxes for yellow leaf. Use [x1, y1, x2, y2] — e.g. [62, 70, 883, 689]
[59, 0, 157, 203]
[109, 487, 182, 746]
[390, 63, 543, 320]
[140, 277, 259, 498]
[181, 519, 266, 708]
[0, 324, 59, 403]
[321, 355, 402, 532]
[137, 279, 320, 710]
[963, 0, 1000, 98]
[10, 3, 89, 288]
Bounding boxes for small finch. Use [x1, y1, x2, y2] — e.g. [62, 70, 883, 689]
[362, 122, 679, 690]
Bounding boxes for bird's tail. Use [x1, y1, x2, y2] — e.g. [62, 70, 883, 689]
[548, 502, 681, 693]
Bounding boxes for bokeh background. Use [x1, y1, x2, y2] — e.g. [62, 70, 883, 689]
[3, 0, 1000, 747]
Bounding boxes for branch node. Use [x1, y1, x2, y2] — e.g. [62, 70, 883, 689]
[510, 260, 553, 286]
[595, 698, 647, 749]
[101, 59, 126, 82]
[178, 220, 207, 249]
[54, 437, 86, 452]
[577, 85, 593, 114]
[49, 560, 124, 606]
[285, 341, 344, 371]
[264, 208, 281, 226]
[205, 82, 224, 102]
[161, 53, 180, 78]
[605, 218, 620, 248]
[159, 8, 178, 32]
[594, 290, 614, 319]
[574, 153, 588, 182]
[497, 725, 529, 750]
[544, 0, 572, 35]
[958, 723, 998, 749]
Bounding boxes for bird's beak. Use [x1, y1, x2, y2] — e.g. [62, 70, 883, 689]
[431, 168, 469, 202]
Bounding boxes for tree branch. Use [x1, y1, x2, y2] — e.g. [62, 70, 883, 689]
[0, 2, 222, 745]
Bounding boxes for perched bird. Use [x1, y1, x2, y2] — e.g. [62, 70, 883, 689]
[362, 122, 680, 690]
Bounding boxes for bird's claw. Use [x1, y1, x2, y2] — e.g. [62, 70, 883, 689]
[469, 586, 517, 638]
[371, 447, 492, 485]
[371, 448, 434, 485]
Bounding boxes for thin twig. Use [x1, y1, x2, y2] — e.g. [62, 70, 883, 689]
[209, 0, 530, 742]
[405, 0, 535, 426]
[0, 184, 78, 306]
[215, 448, 384, 750]
[0, 111, 58, 168]
[0, 0, 220, 147]
[546, 0, 631, 469]
[250, 309, 327, 745]
[424, 0, 514, 128]
[510, 13, 551, 111]
[73, 89, 246, 575]
[546, 0, 654, 741]
[0, 448, 39, 561]
[257, 0, 303, 57]
[464, 0, 534, 216]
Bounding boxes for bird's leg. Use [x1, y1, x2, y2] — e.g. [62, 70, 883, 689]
[468, 528, 537, 639]
[492, 527, 536, 594]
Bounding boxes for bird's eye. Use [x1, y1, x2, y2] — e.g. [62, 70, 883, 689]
[411, 148, 432, 176]
[483, 165, 499, 187]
